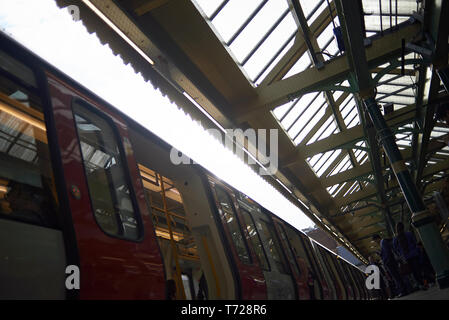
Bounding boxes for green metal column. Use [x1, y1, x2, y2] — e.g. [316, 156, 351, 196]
[364, 96, 449, 289]
[336, 0, 449, 289]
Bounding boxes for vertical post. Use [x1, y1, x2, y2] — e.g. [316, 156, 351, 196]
[363, 96, 449, 289]
[160, 174, 186, 299]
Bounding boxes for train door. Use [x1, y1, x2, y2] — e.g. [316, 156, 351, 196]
[356, 270, 368, 299]
[236, 197, 294, 299]
[0, 49, 66, 299]
[248, 208, 295, 299]
[317, 246, 341, 300]
[46, 75, 165, 299]
[312, 244, 338, 300]
[301, 236, 331, 299]
[335, 259, 354, 300]
[323, 251, 346, 300]
[351, 267, 365, 300]
[136, 165, 205, 300]
[272, 217, 310, 300]
[344, 263, 361, 299]
[208, 178, 267, 299]
[284, 226, 321, 300]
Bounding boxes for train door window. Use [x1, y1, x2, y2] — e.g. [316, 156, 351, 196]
[278, 224, 301, 276]
[286, 227, 313, 271]
[240, 208, 270, 271]
[73, 101, 140, 240]
[259, 219, 290, 274]
[335, 259, 350, 285]
[214, 186, 251, 264]
[0, 54, 59, 228]
[302, 238, 325, 282]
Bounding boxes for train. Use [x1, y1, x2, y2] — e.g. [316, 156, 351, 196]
[0, 31, 369, 300]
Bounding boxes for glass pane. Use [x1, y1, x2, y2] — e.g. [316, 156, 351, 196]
[278, 224, 301, 275]
[73, 102, 139, 240]
[214, 186, 251, 264]
[259, 219, 289, 274]
[0, 71, 58, 228]
[240, 208, 270, 270]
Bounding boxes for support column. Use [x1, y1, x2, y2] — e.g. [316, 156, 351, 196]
[364, 96, 449, 289]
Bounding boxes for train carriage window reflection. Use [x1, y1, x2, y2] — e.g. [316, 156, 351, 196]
[259, 219, 290, 274]
[73, 102, 140, 240]
[214, 186, 251, 265]
[278, 224, 301, 276]
[0, 58, 58, 228]
[240, 208, 270, 270]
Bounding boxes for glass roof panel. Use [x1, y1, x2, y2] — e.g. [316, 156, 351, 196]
[362, 0, 417, 34]
[193, 0, 225, 17]
[244, 14, 297, 80]
[281, 92, 318, 129]
[307, 1, 328, 24]
[283, 52, 312, 80]
[212, 0, 264, 43]
[229, 1, 288, 63]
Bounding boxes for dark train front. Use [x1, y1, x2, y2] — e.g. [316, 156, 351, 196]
[0, 32, 369, 300]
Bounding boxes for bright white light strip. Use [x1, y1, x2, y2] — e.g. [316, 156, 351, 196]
[0, 0, 316, 232]
[81, 0, 155, 65]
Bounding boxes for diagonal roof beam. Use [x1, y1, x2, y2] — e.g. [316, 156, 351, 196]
[336, 156, 449, 208]
[235, 22, 421, 123]
[283, 103, 417, 164]
[260, 0, 336, 86]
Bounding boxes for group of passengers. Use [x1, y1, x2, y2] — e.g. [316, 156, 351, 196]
[370, 222, 435, 299]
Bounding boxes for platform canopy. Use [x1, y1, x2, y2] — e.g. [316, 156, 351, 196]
[55, 0, 449, 261]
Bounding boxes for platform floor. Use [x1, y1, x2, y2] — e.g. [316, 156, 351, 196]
[395, 285, 449, 300]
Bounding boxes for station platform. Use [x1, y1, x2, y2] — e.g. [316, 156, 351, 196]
[396, 285, 449, 300]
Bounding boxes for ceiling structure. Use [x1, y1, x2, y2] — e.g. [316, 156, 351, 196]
[55, 0, 449, 262]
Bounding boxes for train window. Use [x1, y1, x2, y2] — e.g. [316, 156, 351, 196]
[286, 227, 314, 271]
[0, 70, 58, 228]
[301, 238, 325, 282]
[278, 224, 301, 276]
[0, 50, 37, 88]
[259, 219, 290, 274]
[240, 208, 270, 271]
[73, 101, 140, 240]
[214, 186, 251, 265]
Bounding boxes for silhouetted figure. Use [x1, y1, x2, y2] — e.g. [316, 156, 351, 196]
[196, 272, 208, 300]
[372, 234, 406, 297]
[393, 222, 427, 290]
[417, 242, 435, 286]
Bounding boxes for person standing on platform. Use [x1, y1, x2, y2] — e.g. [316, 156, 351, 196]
[372, 234, 406, 298]
[393, 222, 427, 291]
